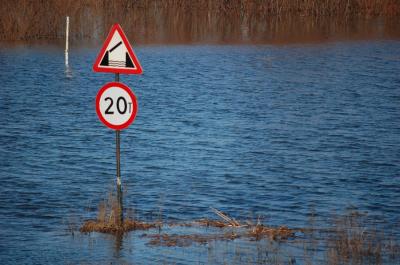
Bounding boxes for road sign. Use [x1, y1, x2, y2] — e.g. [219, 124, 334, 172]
[96, 82, 138, 130]
[93, 24, 143, 74]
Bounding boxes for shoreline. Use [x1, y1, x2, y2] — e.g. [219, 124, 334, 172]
[1, 33, 400, 49]
[1, 1, 400, 43]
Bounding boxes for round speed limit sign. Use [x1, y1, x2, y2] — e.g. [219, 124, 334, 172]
[96, 82, 138, 130]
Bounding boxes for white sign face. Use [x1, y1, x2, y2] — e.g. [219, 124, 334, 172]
[96, 82, 138, 130]
[100, 31, 133, 68]
[93, 24, 143, 74]
[100, 86, 132, 125]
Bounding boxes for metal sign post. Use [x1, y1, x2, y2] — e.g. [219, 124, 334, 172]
[115, 73, 123, 225]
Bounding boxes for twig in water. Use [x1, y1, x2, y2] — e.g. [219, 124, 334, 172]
[210, 207, 241, 227]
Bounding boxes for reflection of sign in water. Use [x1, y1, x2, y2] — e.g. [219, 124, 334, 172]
[93, 24, 143, 74]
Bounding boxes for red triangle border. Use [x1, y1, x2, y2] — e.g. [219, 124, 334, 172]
[93, 24, 143, 74]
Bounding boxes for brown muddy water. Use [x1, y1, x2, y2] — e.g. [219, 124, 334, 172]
[0, 16, 400, 265]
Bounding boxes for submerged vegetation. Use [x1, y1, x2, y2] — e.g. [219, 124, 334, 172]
[79, 193, 297, 238]
[325, 211, 400, 265]
[78, 193, 400, 264]
[1, 0, 399, 43]
[80, 192, 156, 234]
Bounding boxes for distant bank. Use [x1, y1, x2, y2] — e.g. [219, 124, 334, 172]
[1, 0, 400, 44]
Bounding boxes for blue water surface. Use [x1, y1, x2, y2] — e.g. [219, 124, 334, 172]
[0, 41, 399, 264]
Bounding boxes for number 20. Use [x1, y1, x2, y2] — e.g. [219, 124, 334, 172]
[105, 97, 131, 114]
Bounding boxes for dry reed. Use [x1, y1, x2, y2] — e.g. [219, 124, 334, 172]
[1, 0, 399, 43]
[326, 211, 386, 265]
[79, 195, 399, 264]
[80, 193, 156, 234]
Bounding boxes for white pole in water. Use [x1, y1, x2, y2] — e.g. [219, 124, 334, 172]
[65, 16, 69, 66]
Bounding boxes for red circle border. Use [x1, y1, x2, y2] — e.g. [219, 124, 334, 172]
[96, 82, 138, 130]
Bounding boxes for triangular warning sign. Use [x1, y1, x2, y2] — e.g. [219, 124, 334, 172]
[93, 24, 143, 74]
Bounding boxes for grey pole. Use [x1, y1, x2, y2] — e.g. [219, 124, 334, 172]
[115, 73, 123, 226]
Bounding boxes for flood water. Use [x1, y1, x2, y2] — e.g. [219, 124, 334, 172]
[0, 41, 400, 264]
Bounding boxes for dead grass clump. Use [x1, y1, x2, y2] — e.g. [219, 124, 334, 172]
[80, 193, 156, 234]
[144, 224, 298, 247]
[195, 219, 236, 228]
[248, 225, 296, 241]
[163, 208, 298, 245]
[141, 207, 297, 247]
[325, 210, 389, 265]
[80, 219, 156, 234]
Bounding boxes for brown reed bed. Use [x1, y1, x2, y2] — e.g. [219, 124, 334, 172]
[78, 194, 399, 264]
[80, 219, 156, 234]
[143, 224, 298, 247]
[79, 193, 299, 242]
[77, 190, 400, 264]
[80, 192, 157, 234]
[324, 210, 399, 265]
[1, 0, 400, 43]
